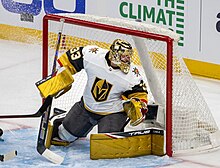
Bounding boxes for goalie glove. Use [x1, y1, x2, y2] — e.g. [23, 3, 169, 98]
[123, 97, 148, 126]
[35, 67, 74, 98]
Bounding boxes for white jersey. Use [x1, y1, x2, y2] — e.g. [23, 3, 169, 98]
[63, 45, 146, 114]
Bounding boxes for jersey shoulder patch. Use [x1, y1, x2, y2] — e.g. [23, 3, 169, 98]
[126, 64, 144, 87]
[83, 45, 100, 55]
[131, 66, 141, 77]
[129, 64, 142, 78]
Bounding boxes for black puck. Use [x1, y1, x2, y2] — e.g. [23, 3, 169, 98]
[0, 128, 3, 137]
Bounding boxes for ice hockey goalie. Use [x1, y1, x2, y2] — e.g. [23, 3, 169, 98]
[36, 39, 164, 159]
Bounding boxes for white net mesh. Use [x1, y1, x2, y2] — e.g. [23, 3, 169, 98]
[44, 14, 220, 155]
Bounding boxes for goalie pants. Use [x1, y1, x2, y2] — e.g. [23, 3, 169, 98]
[61, 98, 127, 140]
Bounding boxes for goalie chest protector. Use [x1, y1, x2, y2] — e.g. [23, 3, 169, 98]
[81, 45, 145, 114]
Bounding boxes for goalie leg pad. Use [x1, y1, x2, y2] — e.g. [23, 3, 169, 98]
[45, 113, 70, 148]
[151, 129, 165, 156]
[90, 131, 152, 159]
[90, 128, 165, 159]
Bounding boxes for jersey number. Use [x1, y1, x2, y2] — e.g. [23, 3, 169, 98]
[69, 47, 82, 61]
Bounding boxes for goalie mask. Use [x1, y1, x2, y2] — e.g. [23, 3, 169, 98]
[109, 39, 133, 74]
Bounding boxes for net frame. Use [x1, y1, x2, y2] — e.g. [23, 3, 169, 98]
[42, 14, 220, 157]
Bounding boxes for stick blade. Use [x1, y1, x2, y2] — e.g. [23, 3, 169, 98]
[0, 150, 17, 162]
[42, 149, 64, 164]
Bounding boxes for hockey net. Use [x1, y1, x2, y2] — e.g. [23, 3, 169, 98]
[42, 13, 220, 156]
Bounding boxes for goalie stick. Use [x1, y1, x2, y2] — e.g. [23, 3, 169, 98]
[0, 96, 52, 119]
[36, 95, 64, 164]
[36, 18, 65, 164]
[0, 150, 17, 162]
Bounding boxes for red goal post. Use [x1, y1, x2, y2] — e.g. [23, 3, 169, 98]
[42, 13, 220, 157]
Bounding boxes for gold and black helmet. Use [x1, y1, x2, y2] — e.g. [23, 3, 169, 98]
[109, 39, 133, 74]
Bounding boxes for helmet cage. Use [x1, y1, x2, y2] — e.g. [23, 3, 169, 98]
[109, 39, 133, 74]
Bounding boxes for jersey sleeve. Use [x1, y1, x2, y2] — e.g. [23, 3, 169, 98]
[122, 79, 148, 102]
[57, 47, 84, 75]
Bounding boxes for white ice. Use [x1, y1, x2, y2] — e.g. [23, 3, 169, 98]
[0, 39, 220, 167]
